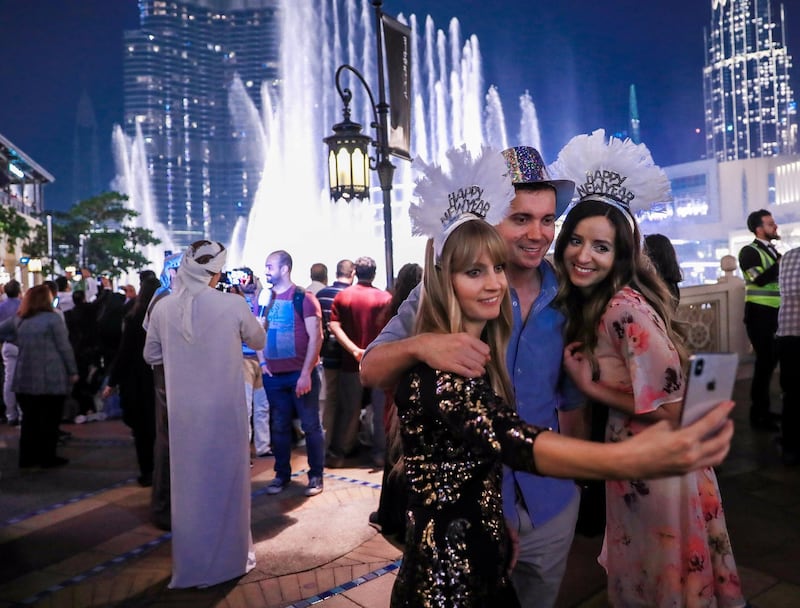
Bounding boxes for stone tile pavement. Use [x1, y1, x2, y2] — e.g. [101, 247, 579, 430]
[0, 373, 798, 607]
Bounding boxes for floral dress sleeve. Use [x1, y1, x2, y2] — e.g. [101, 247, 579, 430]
[599, 288, 684, 415]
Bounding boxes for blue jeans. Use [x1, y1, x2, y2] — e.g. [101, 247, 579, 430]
[263, 368, 324, 480]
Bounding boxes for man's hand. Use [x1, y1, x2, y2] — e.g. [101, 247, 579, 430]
[417, 332, 490, 377]
[361, 331, 491, 388]
[295, 370, 312, 397]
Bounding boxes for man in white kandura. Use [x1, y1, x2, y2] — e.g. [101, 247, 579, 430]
[144, 240, 266, 589]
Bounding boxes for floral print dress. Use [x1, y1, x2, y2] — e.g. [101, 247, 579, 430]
[594, 287, 744, 608]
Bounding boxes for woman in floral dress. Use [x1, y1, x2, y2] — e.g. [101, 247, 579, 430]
[553, 134, 745, 607]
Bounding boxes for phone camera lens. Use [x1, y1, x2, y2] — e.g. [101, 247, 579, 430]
[694, 359, 704, 376]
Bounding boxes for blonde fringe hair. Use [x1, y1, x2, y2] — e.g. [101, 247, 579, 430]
[416, 220, 515, 404]
[389, 220, 515, 479]
[553, 200, 689, 370]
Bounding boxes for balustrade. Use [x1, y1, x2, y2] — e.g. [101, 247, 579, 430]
[676, 254, 751, 363]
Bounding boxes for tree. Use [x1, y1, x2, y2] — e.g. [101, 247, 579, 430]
[0, 205, 36, 256]
[26, 192, 160, 278]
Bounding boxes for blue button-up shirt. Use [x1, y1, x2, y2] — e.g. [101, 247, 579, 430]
[502, 260, 582, 527]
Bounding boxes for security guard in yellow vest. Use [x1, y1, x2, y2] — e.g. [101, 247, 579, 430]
[738, 209, 781, 431]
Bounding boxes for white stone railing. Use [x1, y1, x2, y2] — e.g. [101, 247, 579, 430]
[676, 255, 751, 360]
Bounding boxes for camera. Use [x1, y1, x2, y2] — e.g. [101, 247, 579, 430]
[216, 267, 256, 294]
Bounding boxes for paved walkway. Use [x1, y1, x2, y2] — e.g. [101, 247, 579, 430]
[0, 373, 798, 607]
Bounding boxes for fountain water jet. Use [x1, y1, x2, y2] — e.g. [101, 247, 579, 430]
[116, 0, 544, 289]
[111, 124, 176, 270]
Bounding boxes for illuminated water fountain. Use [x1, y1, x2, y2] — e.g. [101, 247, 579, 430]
[111, 123, 177, 268]
[232, 1, 544, 286]
[116, 0, 542, 288]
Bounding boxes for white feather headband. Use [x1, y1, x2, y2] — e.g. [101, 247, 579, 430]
[409, 146, 514, 260]
[551, 129, 672, 227]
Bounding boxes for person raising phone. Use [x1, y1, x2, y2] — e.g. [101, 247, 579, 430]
[552, 130, 745, 608]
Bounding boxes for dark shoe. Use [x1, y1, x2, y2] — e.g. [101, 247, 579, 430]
[256, 449, 273, 458]
[8, 419, 20, 427]
[266, 477, 290, 495]
[305, 476, 323, 496]
[137, 474, 153, 487]
[42, 457, 69, 468]
[368, 511, 383, 533]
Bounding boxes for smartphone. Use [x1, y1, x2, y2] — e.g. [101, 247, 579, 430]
[680, 352, 739, 426]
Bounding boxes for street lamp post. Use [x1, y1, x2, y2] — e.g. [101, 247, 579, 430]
[46, 214, 54, 279]
[324, 0, 396, 290]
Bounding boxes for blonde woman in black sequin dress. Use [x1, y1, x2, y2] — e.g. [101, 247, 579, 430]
[391, 219, 540, 607]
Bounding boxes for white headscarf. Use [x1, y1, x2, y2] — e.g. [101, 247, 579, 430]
[173, 240, 227, 342]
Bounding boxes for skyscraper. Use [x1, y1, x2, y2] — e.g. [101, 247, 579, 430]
[72, 90, 101, 205]
[703, 0, 797, 161]
[123, 0, 279, 247]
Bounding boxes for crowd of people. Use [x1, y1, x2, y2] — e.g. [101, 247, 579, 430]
[0, 268, 158, 472]
[5, 132, 797, 606]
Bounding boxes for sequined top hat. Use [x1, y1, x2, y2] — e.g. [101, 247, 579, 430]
[501, 146, 575, 218]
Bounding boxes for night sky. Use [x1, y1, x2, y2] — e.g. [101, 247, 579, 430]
[2, 0, 798, 212]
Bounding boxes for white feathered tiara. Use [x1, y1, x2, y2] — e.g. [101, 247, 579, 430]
[550, 129, 672, 226]
[409, 146, 514, 260]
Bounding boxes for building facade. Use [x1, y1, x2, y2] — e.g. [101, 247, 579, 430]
[0, 133, 51, 284]
[703, 0, 797, 161]
[638, 154, 800, 284]
[123, 0, 280, 247]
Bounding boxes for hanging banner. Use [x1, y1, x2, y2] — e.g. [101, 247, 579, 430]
[382, 14, 412, 160]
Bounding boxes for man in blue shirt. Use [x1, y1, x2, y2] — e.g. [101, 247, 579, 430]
[360, 146, 585, 607]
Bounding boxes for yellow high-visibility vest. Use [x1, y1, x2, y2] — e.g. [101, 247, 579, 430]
[743, 244, 780, 308]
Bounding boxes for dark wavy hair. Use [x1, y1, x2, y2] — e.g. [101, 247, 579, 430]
[378, 263, 422, 328]
[644, 233, 682, 305]
[553, 200, 687, 368]
[130, 276, 163, 321]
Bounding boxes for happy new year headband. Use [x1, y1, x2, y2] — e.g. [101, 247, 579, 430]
[551, 129, 672, 228]
[409, 146, 514, 260]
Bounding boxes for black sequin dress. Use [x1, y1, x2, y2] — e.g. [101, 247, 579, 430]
[390, 364, 546, 608]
